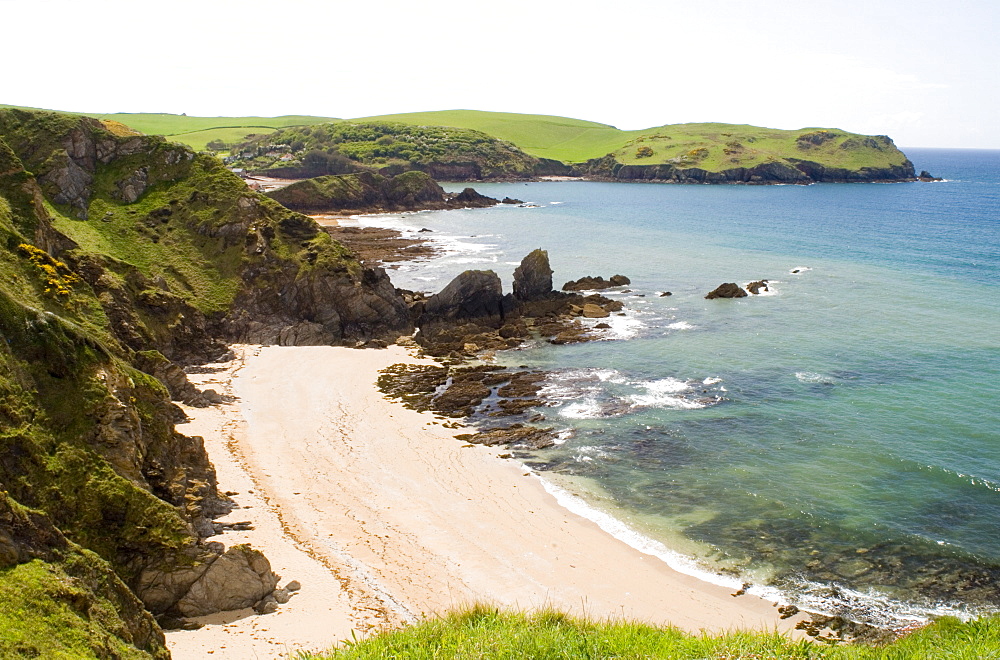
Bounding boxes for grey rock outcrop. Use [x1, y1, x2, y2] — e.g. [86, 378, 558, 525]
[705, 283, 748, 299]
[173, 545, 279, 617]
[513, 249, 553, 302]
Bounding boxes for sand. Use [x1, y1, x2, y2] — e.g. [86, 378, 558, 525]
[166, 345, 801, 659]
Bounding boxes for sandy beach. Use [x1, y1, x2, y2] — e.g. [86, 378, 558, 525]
[166, 344, 802, 659]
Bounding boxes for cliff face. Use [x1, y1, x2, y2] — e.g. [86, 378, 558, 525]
[0, 108, 413, 655]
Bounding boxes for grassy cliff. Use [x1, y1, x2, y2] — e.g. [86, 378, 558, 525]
[0, 107, 411, 655]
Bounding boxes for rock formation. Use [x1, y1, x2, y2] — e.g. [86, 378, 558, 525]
[513, 248, 554, 302]
[705, 283, 749, 299]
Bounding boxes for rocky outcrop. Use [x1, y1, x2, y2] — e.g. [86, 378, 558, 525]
[420, 270, 507, 332]
[451, 187, 498, 207]
[746, 280, 769, 295]
[918, 170, 943, 182]
[562, 274, 630, 291]
[705, 283, 748, 299]
[172, 545, 279, 617]
[513, 249, 554, 302]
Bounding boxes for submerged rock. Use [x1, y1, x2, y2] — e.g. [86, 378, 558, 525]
[746, 280, 769, 294]
[562, 274, 630, 291]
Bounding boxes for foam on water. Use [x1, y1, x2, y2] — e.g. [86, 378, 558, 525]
[795, 371, 837, 385]
[667, 321, 695, 330]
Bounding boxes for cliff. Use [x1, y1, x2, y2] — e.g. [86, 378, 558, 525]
[0, 108, 413, 655]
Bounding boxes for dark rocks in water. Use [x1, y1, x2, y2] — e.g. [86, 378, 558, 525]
[512, 248, 553, 302]
[705, 283, 748, 299]
[418, 227, 433, 233]
[918, 170, 943, 182]
[456, 424, 556, 450]
[562, 274, 631, 291]
[421, 270, 506, 330]
[501, 197, 524, 204]
[659, 291, 673, 297]
[746, 280, 769, 295]
[450, 187, 498, 208]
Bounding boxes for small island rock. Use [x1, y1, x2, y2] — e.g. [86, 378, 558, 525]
[705, 283, 748, 299]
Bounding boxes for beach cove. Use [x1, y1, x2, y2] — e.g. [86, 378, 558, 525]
[165, 344, 803, 659]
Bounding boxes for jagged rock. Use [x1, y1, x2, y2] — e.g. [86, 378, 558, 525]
[918, 170, 943, 182]
[174, 545, 279, 617]
[609, 274, 631, 286]
[512, 249, 553, 302]
[659, 291, 673, 297]
[421, 270, 506, 330]
[501, 197, 523, 204]
[746, 280, 769, 294]
[705, 283, 748, 299]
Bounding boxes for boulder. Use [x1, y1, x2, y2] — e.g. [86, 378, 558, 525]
[501, 197, 524, 204]
[746, 280, 769, 294]
[918, 170, 943, 182]
[421, 270, 506, 329]
[609, 274, 631, 286]
[705, 283, 748, 299]
[512, 249, 553, 302]
[174, 545, 279, 617]
[582, 303, 610, 318]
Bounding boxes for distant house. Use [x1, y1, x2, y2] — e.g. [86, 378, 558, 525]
[279, 153, 295, 162]
[229, 167, 247, 178]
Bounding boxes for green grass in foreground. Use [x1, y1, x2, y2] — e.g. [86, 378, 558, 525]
[302, 606, 1000, 660]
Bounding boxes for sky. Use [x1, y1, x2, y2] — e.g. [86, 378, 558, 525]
[3, 0, 997, 148]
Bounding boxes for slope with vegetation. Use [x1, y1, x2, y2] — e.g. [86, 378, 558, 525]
[0, 107, 412, 656]
[304, 606, 1000, 660]
[229, 120, 570, 180]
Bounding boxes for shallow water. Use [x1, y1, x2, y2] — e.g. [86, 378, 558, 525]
[370, 148, 1000, 626]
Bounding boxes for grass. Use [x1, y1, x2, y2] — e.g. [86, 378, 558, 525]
[353, 109, 650, 162]
[0, 559, 161, 659]
[302, 606, 1000, 660]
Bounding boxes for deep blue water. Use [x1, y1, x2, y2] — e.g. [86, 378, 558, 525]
[363, 148, 1000, 626]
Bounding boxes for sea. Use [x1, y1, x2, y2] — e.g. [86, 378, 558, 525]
[351, 148, 1000, 629]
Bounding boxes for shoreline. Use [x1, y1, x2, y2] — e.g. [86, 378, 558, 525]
[166, 344, 804, 659]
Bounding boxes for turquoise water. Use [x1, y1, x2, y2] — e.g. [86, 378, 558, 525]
[367, 148, 1000, 626]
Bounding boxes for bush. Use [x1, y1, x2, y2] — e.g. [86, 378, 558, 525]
[635, 146, 654, 158]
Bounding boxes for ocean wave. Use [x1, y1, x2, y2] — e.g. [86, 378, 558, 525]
[667, 321, 695, 330]
[629, 378, 712, 410]
[789, 266, 813, 274]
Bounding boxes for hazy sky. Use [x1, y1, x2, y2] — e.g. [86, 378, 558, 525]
[4, 0, 997, 148]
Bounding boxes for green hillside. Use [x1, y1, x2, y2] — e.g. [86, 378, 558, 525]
[0, 104, 334, 151]
[354, 109, 651, 162]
